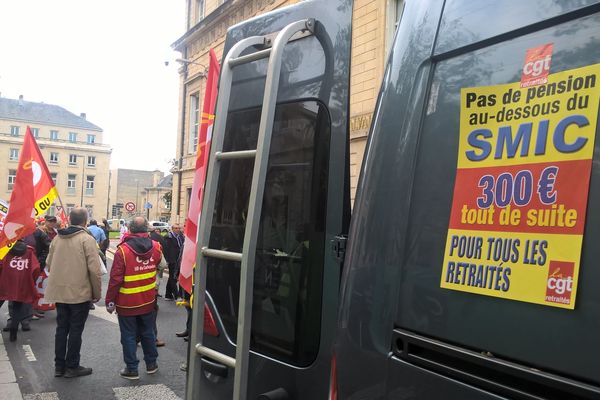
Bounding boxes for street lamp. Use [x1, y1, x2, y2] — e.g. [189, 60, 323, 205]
[135, 179, 139, 216]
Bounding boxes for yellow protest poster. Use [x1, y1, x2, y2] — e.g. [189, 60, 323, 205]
[441, 62, 600, 309]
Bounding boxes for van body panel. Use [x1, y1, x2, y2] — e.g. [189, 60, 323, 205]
[188, 0, 352, 398]
[336, 0, 446, 396]
[338, 0, 600, 398]
[385, 359, 508, 400]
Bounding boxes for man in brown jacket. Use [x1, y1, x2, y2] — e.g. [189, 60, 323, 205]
[45, 207, 102, 378]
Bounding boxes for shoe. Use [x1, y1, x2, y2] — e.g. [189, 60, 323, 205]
[179, 362, 187, 372]
[2, 326, 9, 332]
[146, 363, 159, 374]
[9, 328, 17, 342]
[21, 324, 31, 332]
[34, 313, 44, 318]
[120, 368, 139, 380]
[31, 315, 40, 320]
[156, 339, 166, 347]
[64, 366, 93, 378]
[164, 297, 174, 301]
[89, 303, 96, 310]
[184, 336, 189, 342]
[175, 330, 189, 338]
[55, 367, 66, 377]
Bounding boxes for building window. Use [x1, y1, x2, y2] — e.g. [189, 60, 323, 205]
[50, 130, 59, 140]
[196, 0, 205, 22]
[67, 174, 76, 195]
[10, 126, 19, 136]
[188, 93, 200, 154]
[85, 175, 95, 195]
[87, 134, 95, 144]
[69, 154, 78, 165]
[50, 173, 57, 185]
[385, 0, 405, 56]
[87, 156, 96, 167]
[47, 205, 56, 216]
[31, 128, 40, 138]
[66, 203, 75, 214]
[68, 132, 77, 142]
[9, 149, 19, 161]
[8, 169, 16, 190]
[50, 152, 59, 164]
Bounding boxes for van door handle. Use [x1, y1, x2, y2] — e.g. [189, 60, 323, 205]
[200, 356, 228, 378]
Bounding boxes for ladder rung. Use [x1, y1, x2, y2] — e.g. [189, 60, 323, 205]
[196, 344, 236, 368]
[215, 150, 257, 160]
[229, 48, 272, 68]
[201, 247, 243, 262]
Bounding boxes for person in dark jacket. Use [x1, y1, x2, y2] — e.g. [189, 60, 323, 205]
[0, 240, 40, 342]
[163, 224, 183, 300]
[106, 217, 165, 380]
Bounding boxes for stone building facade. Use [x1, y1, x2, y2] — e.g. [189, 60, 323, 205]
[109, 169, 171, 221]
[0, 96, 111, 219]
[171, 0, 404, 221]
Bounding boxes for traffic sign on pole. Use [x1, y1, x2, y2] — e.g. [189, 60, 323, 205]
[124, 202, 136, 212]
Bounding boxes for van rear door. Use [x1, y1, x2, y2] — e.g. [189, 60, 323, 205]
[186, 1, 352, 399]
[337, 0, 600, 399]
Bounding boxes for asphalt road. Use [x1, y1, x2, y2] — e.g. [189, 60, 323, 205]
[0, 252, 190, 400]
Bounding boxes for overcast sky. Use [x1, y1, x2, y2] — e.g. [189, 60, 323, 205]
[0, 0, 185, 174]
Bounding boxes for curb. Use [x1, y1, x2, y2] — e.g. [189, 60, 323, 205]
[0, 335, 23, 400]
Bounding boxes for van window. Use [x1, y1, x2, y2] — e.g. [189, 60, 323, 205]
[436, 0, 600, 54]
[206, 101, 330, 366]
[395, 12, 600, 385]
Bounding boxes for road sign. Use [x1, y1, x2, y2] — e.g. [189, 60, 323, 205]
[124, 202, 136, 212]
[144, 202, 153, 209]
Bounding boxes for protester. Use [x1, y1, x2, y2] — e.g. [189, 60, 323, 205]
[100, 219, 111, 262]
[32, 215, 59, 318]
[87, 219, 107, 245]
[45, 208, 103, 378]
[119, 222, 128, 240]
[163, 224, 184, 301]
[106, 216, 165, 380]
[0, 240, 40, 342]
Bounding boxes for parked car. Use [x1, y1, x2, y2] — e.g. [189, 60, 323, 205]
[148, 220, 170, 233]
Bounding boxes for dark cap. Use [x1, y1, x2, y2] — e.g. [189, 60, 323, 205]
[45, 216, 57, 222]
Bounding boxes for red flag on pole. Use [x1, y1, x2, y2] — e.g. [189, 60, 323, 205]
[179, 49, 221, 294]
[0, 126, 60, 259]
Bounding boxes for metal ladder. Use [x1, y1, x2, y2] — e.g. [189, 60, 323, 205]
[186, 18, 316, 400]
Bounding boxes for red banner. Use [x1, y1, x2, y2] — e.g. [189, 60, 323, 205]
[179, 49, 221, 294]
[0, 127, 60, 259]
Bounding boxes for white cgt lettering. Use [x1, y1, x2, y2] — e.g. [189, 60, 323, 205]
[547, 277, 573, 295]
[9, 258, 29, 271]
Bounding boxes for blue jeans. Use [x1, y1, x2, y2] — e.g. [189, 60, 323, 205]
[117, 311, 158, 372]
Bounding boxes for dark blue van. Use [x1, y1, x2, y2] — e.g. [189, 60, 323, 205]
[186, 1, 600, 399]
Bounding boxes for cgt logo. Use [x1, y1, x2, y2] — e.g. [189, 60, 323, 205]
[9, 258, 29, 271]
[520, 43, 553, 88]
[545, 261, 574, 305]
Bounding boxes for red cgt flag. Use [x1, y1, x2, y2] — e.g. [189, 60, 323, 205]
[0, 126, 60, 259]
[179, 49, 221, 294]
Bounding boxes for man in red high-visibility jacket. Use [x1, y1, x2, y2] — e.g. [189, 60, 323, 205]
[105, 216, 165, 380]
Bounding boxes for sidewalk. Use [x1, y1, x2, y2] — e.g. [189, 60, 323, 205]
[0, 334, 23, 400]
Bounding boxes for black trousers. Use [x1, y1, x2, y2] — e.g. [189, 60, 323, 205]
[165, 262, 180, 299]
[55, 302, 90, 369]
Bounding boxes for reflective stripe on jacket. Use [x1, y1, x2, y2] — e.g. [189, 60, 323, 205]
[115, 242, 162, 310]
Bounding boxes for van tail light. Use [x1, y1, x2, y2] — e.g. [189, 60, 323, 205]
[204, 303, 219, 337]
[329, 352, 338, 400]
